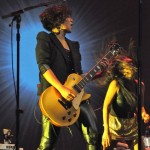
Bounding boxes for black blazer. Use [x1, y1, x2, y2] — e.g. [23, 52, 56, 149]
[36, 31, 83, 94]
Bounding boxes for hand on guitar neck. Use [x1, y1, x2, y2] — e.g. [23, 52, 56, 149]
[64, 71, 104, 102]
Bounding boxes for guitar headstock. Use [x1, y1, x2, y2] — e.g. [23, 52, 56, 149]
[108, 41, 122, 56]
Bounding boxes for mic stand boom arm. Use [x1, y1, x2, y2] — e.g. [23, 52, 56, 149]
[1, 0, 63, 19]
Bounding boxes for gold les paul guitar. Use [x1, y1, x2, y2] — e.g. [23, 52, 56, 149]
[39, 42, 122, 127]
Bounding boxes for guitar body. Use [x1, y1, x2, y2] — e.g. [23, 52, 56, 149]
[39, 73, 91, 127]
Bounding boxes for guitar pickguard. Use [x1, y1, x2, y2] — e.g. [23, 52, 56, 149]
[72, 89, 84, 110]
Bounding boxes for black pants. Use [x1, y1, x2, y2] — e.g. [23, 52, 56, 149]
[37, 101, 99, 150]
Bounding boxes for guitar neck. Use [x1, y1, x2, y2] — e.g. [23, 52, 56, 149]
[73, 50, 115, 93]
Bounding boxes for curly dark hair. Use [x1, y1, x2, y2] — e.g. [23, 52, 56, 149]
[39, 5, 72, 32]
[113, 56, 137, 76]
[96, 54, 137, 87]
[96, 55, 138, 107]
[104, 55, 137, 84]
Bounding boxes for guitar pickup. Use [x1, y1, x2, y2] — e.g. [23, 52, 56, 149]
[73, 85, 81, 93]
[58, 98, 72, 110]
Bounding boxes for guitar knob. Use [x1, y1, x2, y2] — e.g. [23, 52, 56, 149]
[62, 116, 66, 120]
[73, 113, 77, 117]
[67, 111, 71, 115]
[68, 118, 72, 122]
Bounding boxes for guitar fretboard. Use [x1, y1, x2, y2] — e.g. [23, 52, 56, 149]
[73, 47, 119, 93]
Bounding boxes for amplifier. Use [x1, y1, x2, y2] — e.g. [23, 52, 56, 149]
[0, 144, 15, 150]
[0, 144, 23, 150]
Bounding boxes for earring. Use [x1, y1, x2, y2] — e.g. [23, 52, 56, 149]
[52, 27, 60, 33]
[60, 24, 66, 30]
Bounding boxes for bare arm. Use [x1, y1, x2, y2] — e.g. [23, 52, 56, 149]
[43, 68, 76, 100]
[102, 79, 119, 149]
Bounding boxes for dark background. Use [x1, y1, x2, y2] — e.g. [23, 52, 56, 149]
[0, 0, 150, 150]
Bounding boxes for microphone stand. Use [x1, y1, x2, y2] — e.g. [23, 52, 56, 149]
[137, 0, 143, 149]
[14, 14, 21, 150]
[1, 1, 66, 149]
[2, 13, 23, 150]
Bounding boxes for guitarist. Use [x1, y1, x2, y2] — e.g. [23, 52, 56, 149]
[36, 4, 100, 150]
